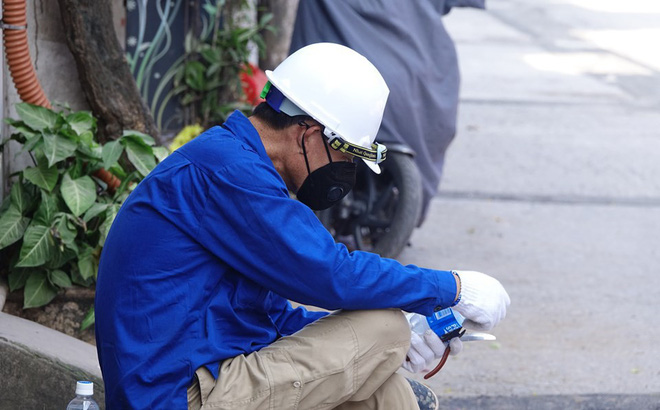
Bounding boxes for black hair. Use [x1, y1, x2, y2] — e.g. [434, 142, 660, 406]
[251, 102, 312, 130]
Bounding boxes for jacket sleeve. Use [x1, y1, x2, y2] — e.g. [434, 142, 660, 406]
[196, 161, 458, 317]
[267, 293, 329, 336]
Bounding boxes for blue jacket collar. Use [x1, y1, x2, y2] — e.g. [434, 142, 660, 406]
[223, 110, 272, 166]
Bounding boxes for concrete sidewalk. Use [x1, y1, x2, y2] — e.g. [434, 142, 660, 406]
[398, 1, 660, 408]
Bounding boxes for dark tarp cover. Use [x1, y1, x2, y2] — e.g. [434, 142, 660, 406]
[290, 0, 485, 220]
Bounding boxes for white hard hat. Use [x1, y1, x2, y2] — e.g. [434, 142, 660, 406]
[263, 43, 389, 173]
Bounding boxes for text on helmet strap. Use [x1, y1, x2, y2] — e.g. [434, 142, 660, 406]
[329, 138, 387, 163]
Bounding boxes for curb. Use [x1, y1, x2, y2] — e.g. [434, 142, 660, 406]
[0, 312, 104, 409]
[437, 393, 660, 410]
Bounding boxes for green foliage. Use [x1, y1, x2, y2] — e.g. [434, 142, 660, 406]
[168, 124, 205, 152]
[173, 0, 274, 127]
[80, 305, 95, 331]
[0, 103, 165, 311]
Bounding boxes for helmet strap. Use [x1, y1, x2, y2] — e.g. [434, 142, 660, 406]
[328, 136, 387, 164]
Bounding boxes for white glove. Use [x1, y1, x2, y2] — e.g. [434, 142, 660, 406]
[402, 329, 463, 373]
[453, 270, 510, 331]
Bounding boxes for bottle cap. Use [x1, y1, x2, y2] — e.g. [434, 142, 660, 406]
[75, 381, 94, 396]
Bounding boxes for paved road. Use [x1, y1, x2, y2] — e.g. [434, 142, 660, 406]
[397, 1, 660, 408]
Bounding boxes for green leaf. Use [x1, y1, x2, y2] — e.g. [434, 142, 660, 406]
[0, 195, 10, 214]
[70, 264, 94, 287]
[42, 132, 78, 167]
[92, 145, 103, 159]
[66, 111, 95, 136]
[57, 125, 79, 144]
[69, 157, 84, 180]
[0, 206, 30, 249]
[64, 241, 79, 255]
[23, 271, 58, 308]
[200, 47, 220, 64]
[124, 139, 156, 177]
[5, 118, 39, 141]
[2, 131, 24, 146]
[80, 306, 95, 331]
[76, 143, 102, 161]
[184, 61, 207, 91]
[181, 94, 196, 106]
[82, 202, 109, 223]
[45, 246, 77, 269]
[78, 130, 94, 147]
[8, 268, 37, 292]
[121, 130, 156, 147]
[99, 204, 120, 247]
[152, 146, 170, 163]
[33, 190, 59, 225]
[259, 12, 274, 27]
[19, 133, 44, 155]
[77, 252, 96, 281]
[16, 103, 59, 131]
[48, 269, 73, 288]
[113, 171, 138, 197]
[10, 181, 35, 214]
[207, 62, 221, 77]
[51, 214, 77, 245]
[102, 140, 124, 169]
[16, 224, 54, 267]
[8, 271, 28, 291]
[108, 164, 127, 180]
[23, 162, 59, 192]
[61, 173, 96, 216]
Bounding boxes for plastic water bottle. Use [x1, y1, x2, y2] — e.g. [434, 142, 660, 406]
[66, 381, 100, 410]
[406, 308, 465, 342]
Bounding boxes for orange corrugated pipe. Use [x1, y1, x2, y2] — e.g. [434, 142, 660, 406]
[2, 0, 51, 108]
[2, 0, 121, 192]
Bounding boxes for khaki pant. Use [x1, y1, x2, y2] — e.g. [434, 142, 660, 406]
[187, 309, 418, 410]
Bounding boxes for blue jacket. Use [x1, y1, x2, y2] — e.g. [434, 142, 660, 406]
[95, 111, 457, 408]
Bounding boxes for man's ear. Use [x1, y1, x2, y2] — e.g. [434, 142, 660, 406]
[296, 122, 323, 153]
[293, 124, 306, 154]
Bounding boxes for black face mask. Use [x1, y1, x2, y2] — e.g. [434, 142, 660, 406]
[296, 125, 357, 210]
[297, 161, 357, 210]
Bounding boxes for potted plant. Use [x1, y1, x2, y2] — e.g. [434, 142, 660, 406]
[0, 102, 167, 333]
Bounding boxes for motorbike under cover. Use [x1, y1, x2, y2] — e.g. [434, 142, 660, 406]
[290, 0, 485, 218]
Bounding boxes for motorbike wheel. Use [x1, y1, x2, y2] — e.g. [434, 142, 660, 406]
[317, 151, 423, 259]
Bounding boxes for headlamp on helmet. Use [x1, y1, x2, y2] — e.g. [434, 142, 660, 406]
[326, 132, 387, 165]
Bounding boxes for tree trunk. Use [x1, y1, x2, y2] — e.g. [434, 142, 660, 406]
[259, 0, 300, 70]
[57, 0, 160, 144]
